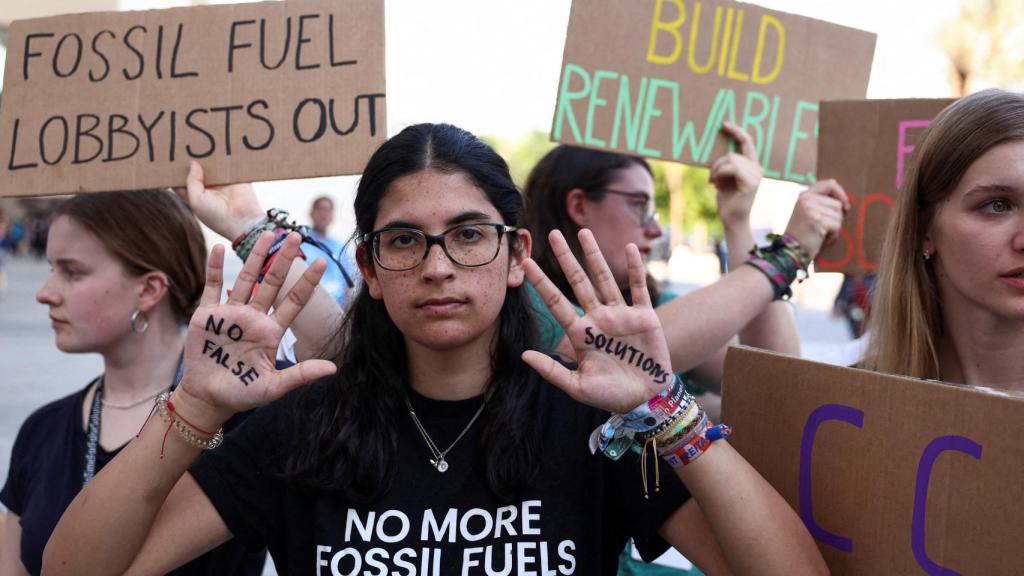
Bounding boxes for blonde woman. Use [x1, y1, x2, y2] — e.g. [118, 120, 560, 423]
[864, 89, 1024, 391]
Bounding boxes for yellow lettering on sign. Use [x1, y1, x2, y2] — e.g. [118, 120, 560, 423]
[647, 0, 686, 65]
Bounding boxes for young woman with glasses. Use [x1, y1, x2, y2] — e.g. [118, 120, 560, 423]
[45, 123, 826, 576]
[524, 124, 850, 413]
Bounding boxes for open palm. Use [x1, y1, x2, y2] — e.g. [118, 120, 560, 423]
[179, 232, 336, 418]
[522, 229, 673, 414]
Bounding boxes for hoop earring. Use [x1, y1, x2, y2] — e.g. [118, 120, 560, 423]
[130, 309, 149, 334]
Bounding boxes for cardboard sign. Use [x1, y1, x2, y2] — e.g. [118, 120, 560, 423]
[551, 0, 875, 184]
[721, 346, 1024, 574]
[815, 99, 956, 275]
[0, 0, 385, 198]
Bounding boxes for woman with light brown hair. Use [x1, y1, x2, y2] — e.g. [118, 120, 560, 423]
[864, 89, 1024, 391]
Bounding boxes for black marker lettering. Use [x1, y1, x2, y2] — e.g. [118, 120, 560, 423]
[227, 323, 244, 341]
[584, 326, 595, 345]
[293, 98, 326, 143]
[104, 114, 139, 163]
[243, 100, 274, 151]
[260, 17, 291, 70]
[122, 25, 146, 80]
[358, 93, 386, 137]
[138, 111, 165, 163]
[594, 333, 606, 350]
[613, 341, 628, 360]
[8, 119, 39, 171]
[205, 315, 224, 335]
[642, 357, 655, 372]
[203, 339, 217, 354]
[53, 33, 83, 78]
[170, 23, 198, 78]
[239, 367, 259, 386]
[185, 108, 215, 158]
[654, 368, 669, 385]
[294, 14, 321, 70]
[228, 20, 255, 73]
[210, 105, 243, 156]
[88, 30, 114, 82]
[627, 346, 639, 363]
[169, 110, 177, 162]
[39, 116, 69, 166]
[328, 97, 358, 136]
[232, 361, 245, 376]
[603, 336, 614, 354]
[155, 24, 164, 79]
[24, 33, 55, 80]
[328, 14, 357, 67]
[73, 114, 102, 164]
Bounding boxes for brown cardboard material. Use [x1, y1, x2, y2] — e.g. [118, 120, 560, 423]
[721, 346, 1024, 574]
[0, 0, 385, 198]
[815, 99, 956, 275]
[551, 0, 876, 184]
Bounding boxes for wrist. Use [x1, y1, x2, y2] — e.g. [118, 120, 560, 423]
[169, 386, 233, 432]
[224, 213, 266, 242]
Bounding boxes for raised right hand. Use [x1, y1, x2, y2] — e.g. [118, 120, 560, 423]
[176, 160, 264, 241]
[709, 121, 762, 229]
[175, 231, 337, 427]
[783, 179, 850, 259]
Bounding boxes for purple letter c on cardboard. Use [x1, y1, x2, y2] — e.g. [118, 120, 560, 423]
[799, 403, 864, 552]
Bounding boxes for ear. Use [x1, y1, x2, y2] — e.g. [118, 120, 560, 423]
[136, 271, 171, 313]
[565, 188, 590, 228]
[507, 229, 533, 288]
[356, 244, 384, 300]
[921, 230, 935, 259]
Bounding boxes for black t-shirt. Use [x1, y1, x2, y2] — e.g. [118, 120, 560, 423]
[191, 376, 691, 575]
[0, 383, 266, 576]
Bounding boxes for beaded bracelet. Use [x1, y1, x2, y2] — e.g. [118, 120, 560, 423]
[231, 208, 355, 291]
[588, 375, 692, 460]
[232, 208, 294, 263]
[588, 375, 731, 498]
[153, 392, 224, 456]
[746, 234, 811, 300]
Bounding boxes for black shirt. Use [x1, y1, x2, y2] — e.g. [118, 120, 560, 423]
[191, 375, 691, 575]
[0, 383, 266, 576]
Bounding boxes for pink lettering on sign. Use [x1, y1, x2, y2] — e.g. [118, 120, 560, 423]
[896, 120, 932, 189]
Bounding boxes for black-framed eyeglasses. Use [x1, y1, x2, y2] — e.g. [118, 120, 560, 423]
[360, 223, 518, 271]
[588, 188, 658, 226]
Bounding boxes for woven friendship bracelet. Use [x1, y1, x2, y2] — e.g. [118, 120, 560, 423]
[588, 375, 691, 460]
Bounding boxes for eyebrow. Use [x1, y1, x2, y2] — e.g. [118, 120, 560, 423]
[381, 210, 494, 230]
[52, 257, 85, 268]
[963, 183, 1017, 197]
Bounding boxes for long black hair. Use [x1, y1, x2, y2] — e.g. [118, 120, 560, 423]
[523, 144, 660, 304]
[285, 124, 540, 502]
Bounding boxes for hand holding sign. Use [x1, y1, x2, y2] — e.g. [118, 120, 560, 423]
[522, 229, 672, 414]
[177, 160, 264, 241]
[710, 121, 763, 229]
[783, 179, 850, 260]
[174, 232, 336, 428]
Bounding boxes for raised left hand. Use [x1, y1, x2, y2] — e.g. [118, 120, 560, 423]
[522, 229, 672, 414]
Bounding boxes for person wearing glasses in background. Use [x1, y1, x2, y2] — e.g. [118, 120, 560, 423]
[523, 124, 849, 574]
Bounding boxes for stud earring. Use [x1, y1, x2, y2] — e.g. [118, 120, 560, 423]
[923, 249, 932, 261]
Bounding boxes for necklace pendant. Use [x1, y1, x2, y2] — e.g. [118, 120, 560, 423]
[432, 458, 449, 473]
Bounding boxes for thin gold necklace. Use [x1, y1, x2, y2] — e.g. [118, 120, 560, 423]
[403, 390, 491, 473]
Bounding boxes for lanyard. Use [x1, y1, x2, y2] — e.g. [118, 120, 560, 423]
[82, 358, 185, 487]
